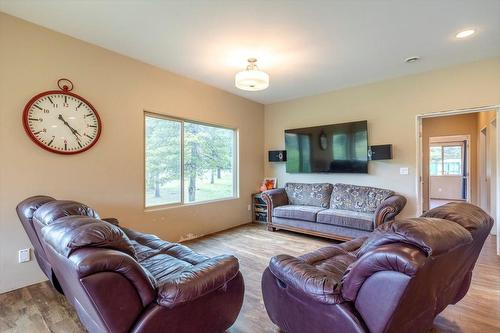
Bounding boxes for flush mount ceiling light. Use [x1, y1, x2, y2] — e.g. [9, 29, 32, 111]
[456, 29, 475, 39]
[235, 58, 269, 91]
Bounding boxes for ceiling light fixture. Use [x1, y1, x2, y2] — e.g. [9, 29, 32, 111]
[404, 56, 421, 63]
[235, 58, 269, 91]
[456, 29, 475, 39]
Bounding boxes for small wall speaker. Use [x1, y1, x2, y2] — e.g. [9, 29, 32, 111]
[269, 150, 287, 162]
[368, 145, 392, 160]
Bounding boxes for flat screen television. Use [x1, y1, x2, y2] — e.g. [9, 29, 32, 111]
[285, 120, 368, 173]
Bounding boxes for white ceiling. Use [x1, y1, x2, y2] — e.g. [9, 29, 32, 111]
[1, 0, 500, 104]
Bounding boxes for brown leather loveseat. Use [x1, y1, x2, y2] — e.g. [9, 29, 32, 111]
[261, 202, 493, 333]
[17, 196, 244, 333]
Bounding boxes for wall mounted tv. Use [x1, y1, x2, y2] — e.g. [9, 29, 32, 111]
[285, 120, 368, 173]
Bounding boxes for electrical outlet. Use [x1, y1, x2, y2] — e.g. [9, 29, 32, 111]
[247, 204, 251, 211]
[18, 248, 31, 263]
[400, 167, 409, 175]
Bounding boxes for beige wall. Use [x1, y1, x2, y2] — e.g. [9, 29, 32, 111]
[0, 14, 264, 293]
[422, 114, 478, 210]
[265, 57, 500, 218]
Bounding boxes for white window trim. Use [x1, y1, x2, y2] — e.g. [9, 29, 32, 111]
[429, 142, 464, 177]
[144, 111, 239, 211]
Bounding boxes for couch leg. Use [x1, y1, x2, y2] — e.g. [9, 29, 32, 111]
[267, 225, 276, 232]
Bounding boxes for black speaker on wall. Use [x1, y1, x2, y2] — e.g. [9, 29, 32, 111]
[269, 150, 287, 162]
[368, 144, 392, 160]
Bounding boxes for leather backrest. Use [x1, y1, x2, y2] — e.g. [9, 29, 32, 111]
[357, 217, 473, 258]
[16, 195, 56, 252]
[16, 196, 57, 279]
[42, 216, 136, 259]
[421, 202, 494, 236]
[33, 200, 100, 227]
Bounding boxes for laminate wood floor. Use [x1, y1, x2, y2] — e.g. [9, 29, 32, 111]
[0, 223, 498, 333]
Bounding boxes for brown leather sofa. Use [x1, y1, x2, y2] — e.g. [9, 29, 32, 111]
[17, 196, 244, 333]
[261, 202, 493, 333]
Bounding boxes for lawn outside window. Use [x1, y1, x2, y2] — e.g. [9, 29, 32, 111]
[144, 112, 238, 208]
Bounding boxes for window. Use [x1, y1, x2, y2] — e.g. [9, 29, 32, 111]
[429, 144, 463, 176]
[145, 113, 237, 207]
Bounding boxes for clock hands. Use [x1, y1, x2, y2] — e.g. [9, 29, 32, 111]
[58, 114, 82, 141]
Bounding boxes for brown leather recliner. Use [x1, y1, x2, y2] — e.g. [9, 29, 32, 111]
[17, 196, 245, 333]
[261, 202, 493, 333]
[16, 196, 103, 293]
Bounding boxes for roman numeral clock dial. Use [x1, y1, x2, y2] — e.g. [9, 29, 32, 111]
[22, 79, 102, 154]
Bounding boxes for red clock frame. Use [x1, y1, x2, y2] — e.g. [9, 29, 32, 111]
[22, 81, 102, 155]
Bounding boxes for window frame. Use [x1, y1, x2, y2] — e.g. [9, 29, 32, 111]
[429, 142, 464, 177]
[144, 111, 239, 210]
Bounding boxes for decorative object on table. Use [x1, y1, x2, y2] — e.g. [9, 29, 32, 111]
[251, 193, 268, 223]
[268, 150, 287, 162]
[22, 78, 102, 154]
[262, 178, 277, 191]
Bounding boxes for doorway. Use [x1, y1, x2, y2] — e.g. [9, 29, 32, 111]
[416, 105, 500, 255]
[428, 136, 470, 209]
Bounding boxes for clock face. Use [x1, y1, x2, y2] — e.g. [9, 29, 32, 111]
[23, 91, 101, 154]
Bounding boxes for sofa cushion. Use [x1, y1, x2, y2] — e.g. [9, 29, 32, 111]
[285, 183, 333, 208]
[331, 183, 394, 213]
[273, 205, 326, 222]
[317, 209, 374, 231]
[268, 239, 363, 304]
[156, 255, 239, 308]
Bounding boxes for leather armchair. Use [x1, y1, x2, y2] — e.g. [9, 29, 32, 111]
[17, 196, 245, 333]
[262, 202, 493, 333]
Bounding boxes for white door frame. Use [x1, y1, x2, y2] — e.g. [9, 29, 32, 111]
[416, 105, 500, 255]
[478, 126, 489, 213]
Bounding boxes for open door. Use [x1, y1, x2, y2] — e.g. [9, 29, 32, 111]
[428, 139, 469, 209]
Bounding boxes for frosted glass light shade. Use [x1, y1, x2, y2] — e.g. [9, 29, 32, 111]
[235, 69, 269, 91]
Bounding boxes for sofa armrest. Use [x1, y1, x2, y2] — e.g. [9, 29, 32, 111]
[157, 255, 239, 308]
[268, 254, 343, 304]
[341, 243, 426, 301]
[261, 188, 289, 223]
[374, 195, 407, 227]
[71, 248, 156, 306]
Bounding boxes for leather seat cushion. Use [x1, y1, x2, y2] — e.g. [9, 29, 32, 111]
[273, 205, 326, 222]
[317, 209, 374, 231]
[299, 237, 366, 277]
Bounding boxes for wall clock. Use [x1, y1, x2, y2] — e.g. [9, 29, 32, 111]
[22, 79, 102, 154]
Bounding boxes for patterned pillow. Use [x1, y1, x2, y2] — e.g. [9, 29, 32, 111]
[331, 183, 394, 213]
[285, 183, 333, 208]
